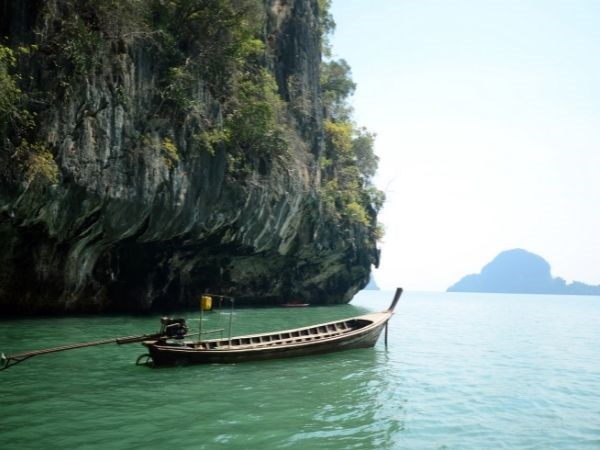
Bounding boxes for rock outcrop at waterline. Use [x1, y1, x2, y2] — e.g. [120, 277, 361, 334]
[0, 0, 382, 313]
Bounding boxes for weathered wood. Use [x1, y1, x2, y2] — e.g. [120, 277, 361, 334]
[1, 332, 162, 371]
[384, 322, 389, 346]
[387, 287, 403, 312]
[143, 288, 403, 366]
[1, 288, 403, 370]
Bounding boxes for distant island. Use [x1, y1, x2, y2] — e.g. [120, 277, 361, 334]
[448, 249, 600, 295]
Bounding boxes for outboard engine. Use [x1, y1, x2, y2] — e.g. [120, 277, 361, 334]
[160, 317, 188, 340]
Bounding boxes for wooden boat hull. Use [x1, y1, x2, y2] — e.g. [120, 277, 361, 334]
[0, 288, 402, 370]
[142, 288, 403, 367]
[143, 312, 392, 366]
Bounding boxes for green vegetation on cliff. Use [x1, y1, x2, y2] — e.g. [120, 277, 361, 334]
[2, 0, 381, 229]
[319, 32, 383, 241]
[2, 1, 287, 178]
[0, 41, 58, 186]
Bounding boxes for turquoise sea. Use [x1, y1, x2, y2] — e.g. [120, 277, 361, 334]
[1, 290, 599, 449]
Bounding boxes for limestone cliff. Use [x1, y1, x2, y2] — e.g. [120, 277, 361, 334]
[0, 0, 382, 313]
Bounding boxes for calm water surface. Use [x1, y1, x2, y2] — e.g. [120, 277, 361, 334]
[1, 291, 599, 449]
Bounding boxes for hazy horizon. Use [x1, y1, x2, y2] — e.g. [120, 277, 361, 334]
[331, 0, 600, 291]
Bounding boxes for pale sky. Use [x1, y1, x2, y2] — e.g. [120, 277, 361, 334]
[330, 0, 600, 291]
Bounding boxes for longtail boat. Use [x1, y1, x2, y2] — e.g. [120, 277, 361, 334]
[140, 288, 403, 366]
[0, 288, 402, 370]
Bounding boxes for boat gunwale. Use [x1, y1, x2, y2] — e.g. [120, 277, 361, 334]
[145, 310, 393, 354]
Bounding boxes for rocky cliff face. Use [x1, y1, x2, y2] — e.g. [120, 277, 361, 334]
[0, 0, 381, 314]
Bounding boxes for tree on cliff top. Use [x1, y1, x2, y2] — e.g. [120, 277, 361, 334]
[318, 6, 384, 243]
